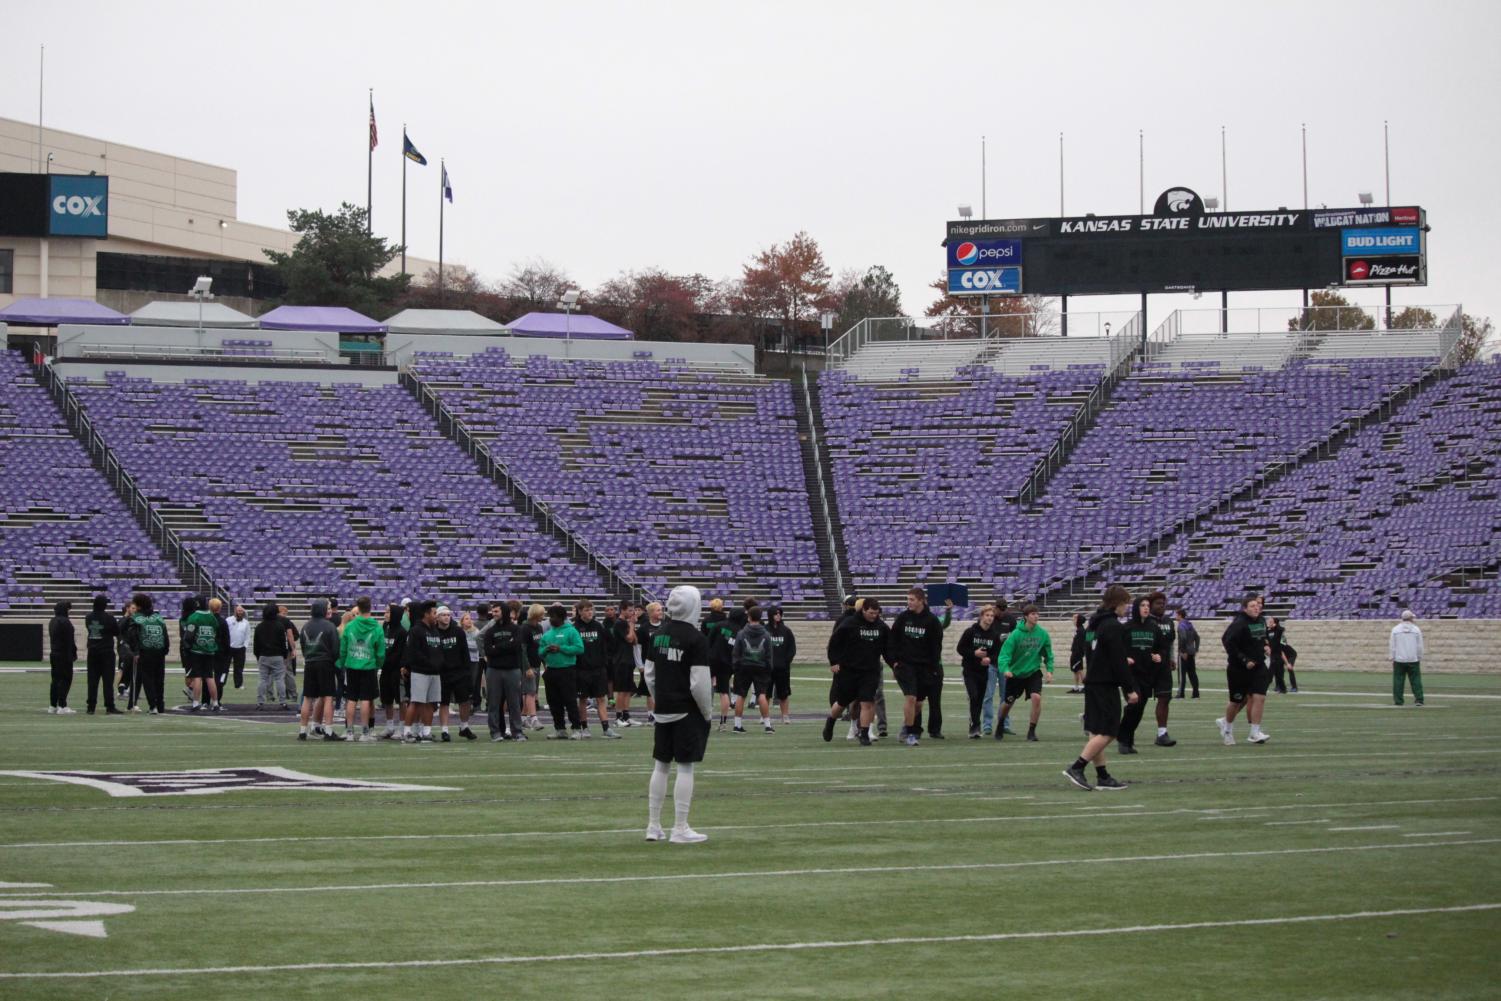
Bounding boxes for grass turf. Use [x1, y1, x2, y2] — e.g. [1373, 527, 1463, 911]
[0, 665, 1498, 1000]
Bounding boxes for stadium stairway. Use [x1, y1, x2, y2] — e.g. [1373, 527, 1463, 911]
[27, 355, 221, 605]
[1036, 358, 1455, 617]
[790, 367, 851, 615]
[399, 369, 651, 607]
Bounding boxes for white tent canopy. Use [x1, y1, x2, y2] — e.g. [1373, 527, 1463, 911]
[383, 308, 507, 336]
[129, 301, 258, 328]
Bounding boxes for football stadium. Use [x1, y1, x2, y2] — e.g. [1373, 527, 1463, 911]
[1, 3, 1498, 998]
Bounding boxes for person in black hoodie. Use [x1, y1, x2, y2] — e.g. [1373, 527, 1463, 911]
[433, 605, 477, 742]
[1175, 608, 1201, 699]
[83, 595, 122, 715]
[982, 599, 1019, 735]
[297, 598, 343, 741]
[1267, 616, 1290, 694]
[610, 603, 641, 727]
[1063, 585, 1137, 791]
[1117, 595, 1175, 754]
[766, 606, 797, 725]
[483, 602, 528, 740]
[1068, 612, 1088, 693]
[573, 601, 617, 738]
[1218, 595, 1272, 746]
[403, 601, 445, 742]
[48, 601, 77, 714]
[254, 601, 292, 712]
[822, 597, 892, 746]
[889, 587, 946, 745]
[701, 598, 737, 731]
[378, 603, 408, 736]
[115, 597, 139, 709]
[958, 604, 1002, 738]
[124, 593, 170, 714]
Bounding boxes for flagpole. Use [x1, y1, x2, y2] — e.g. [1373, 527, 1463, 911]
[366, 89, 373, 235]
[438, 159, 445, 305]
[400, 125, 407, 276]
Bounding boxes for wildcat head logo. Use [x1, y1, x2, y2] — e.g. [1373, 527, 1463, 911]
[1153, 186, 1206, 217]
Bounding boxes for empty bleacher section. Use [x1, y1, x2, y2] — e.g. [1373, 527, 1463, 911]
[1089, 357, 1501, 619]
[818, 365, 1100, 608]
[63, 369, 609, 614]
[0, 351, 189, 616]
[410, 348, 825, 614]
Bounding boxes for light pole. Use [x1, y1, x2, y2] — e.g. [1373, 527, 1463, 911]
[188, 275, 214, 352]
[557, 289, 580, 343]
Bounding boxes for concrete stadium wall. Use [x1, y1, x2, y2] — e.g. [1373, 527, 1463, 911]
[386, 332, 758, 372]
[780, 617, 1501, 676]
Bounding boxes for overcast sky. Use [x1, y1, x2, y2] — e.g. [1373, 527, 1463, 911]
[3, 0, 1498, 333]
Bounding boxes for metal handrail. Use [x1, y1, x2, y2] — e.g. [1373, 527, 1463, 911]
[799, 367, 848, 600]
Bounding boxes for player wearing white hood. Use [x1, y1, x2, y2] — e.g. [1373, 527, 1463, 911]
[643, 585, 713, 844]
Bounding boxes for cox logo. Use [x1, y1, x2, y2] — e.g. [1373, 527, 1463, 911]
[53, 194, 104, 218]
[955, 242, 980, 266]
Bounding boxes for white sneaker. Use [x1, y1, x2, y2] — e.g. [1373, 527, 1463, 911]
[780, 716, 792, 725]
[579, 729, 592, 740]
[1247, 731, 1271, 744]
[669, 827, 708, 844]
[645, 825, 666, 842]
[47, 706, 57, 715]
[568, 730, 584, 741]
[846, 723, 858, 741]
[1216, 717, 1234, 746]
[57, 707, 76, 715]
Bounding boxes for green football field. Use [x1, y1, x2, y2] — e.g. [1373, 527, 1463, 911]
[1, 665, 1498, 1000]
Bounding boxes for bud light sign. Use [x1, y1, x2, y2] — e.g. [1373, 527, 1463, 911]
[47, 175, 109, 237]
[947, 267, 1022, 295]
[947, 239, 1022, 269]
[1340, 227, 1419, 257]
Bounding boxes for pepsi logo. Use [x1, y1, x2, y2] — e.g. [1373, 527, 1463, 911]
[1348, 260, 1370, 280]
[955, 242, 980, 266]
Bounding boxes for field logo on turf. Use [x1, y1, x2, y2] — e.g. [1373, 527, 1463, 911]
[0, 885, 134, 938]
[0, 767, 458, 797]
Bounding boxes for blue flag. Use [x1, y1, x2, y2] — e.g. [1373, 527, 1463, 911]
[442, 163, 453, 203]
[403, 131, 427, 166]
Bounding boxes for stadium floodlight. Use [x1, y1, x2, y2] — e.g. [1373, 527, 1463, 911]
[1358, 192, 1374, 205]
[956, 204, 973, 219]
[1204, 197, 1219, 211]
[189, 276, 213, 298]
[558, 289, 581, 342]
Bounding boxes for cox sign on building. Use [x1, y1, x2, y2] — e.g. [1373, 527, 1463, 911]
[946, 238, 1023, 296]
[48, 175, 109, 237]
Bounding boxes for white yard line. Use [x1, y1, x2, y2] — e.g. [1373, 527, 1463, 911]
[2, 837, 1493, 901]
[1404, 831, 1472, 838]
[1, 795, 1492, 851]
[3, 902, 1497, 980]
[1327, 825, 1401, 832]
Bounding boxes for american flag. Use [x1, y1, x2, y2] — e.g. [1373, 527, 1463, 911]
[369, 96, 378, 152]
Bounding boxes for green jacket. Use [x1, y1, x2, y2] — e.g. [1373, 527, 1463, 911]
[339, 615, 385, 672]
[996, 622, 1054, 679]
[183, 609, 222, 656]
[538, 623, 584, 669]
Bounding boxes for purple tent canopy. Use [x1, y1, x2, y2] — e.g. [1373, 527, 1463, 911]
[0, 297, 130, 326]
[257, 305, 387, 334]
[508, 311, 633, 340]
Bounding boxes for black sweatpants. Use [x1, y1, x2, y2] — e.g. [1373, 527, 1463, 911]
[544, 669, 581, 730]
[137, 651, 167, 712]
[1177, 655, 1199, 698]
[86, 648, 117, 711]
[229, 647, 247, 688]
[963, 666, 988, 730]
[49, 658, 75, 708]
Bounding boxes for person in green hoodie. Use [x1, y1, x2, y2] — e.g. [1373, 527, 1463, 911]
[181, 601, 224, 712]
[540, 604, 586, 739]
[994, 604, 1055, 742]
[338, 596, 386, 741]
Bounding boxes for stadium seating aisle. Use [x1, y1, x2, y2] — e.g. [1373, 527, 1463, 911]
[63, 371, 610, 614]
[0, 351, 190, 616]
[411, 349, 824, 615]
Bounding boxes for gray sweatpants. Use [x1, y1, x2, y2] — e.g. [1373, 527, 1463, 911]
[257, 656, 286, 705]
[486, 667, 524, 737]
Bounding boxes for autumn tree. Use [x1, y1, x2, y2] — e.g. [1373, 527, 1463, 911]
[925, 273, 1055, 337]
[1289, 290, 1374, 331]
[1457, 314, 1495, 364]
[590, 269, 708, 341]
[497, 258, 575, 310]
[833, 265, 904, 334]
[1388, 306, 1440, 330]
[738, 232, 835, 342]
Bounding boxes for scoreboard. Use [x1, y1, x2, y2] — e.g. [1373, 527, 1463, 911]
[945, 189, 1426, 297]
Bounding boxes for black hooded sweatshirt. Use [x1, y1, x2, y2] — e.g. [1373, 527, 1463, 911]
[828, 614, 893, 674]
[956, 619, 1002, 674]
[84, 599, 119, 653]
[706, 609, 743, 669]
[573, 616, 611, 671]
[1069, 622, 1089, 670]
[1222, 610, 1268, 670]
[435, 619, 471, 675]
[49, 602, 76, 663]
[406, 618, 444, 675]
[889, 605, 945, 669]
[253, 604, 291, 658]
[1124, 607, 1169, 674]
[483, 615, 527, 672]
[383, 605, 408, 667]
[1084, 607, 1133, 692]
[298, 600, 340, 668]
[766, 611, 797, 671]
